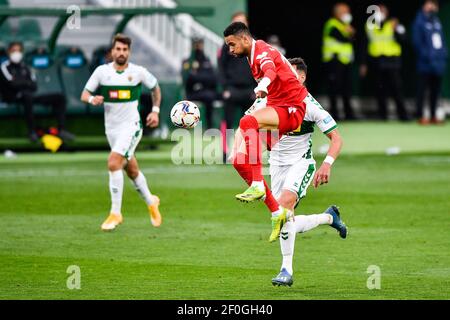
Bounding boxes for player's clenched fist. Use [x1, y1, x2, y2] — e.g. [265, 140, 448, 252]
[146, 112, 159, 128]
[313, 163, 331, 188]
[90, 95, 104, 106]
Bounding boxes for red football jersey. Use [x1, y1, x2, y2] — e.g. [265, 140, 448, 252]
[248, 40, 308, 107]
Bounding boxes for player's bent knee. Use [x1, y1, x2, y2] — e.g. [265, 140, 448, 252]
[278, 190, 297, 210]
[108, 161, 122, 172]
[239, 115, 258, 130]
[108, 154, 124, 171]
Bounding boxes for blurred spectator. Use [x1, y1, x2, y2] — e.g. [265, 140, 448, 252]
[90, 45, 112, 72]
[322, 2, 356, 120]
[360, 4, 409, 121]
[218, 12, 256, 129]
[412, 0, 448, 124]
[182, 37, 217, 129]
[267, 34, 286, 55]
[0, 42, 74, 142]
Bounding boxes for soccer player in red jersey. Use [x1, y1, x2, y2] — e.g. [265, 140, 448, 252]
[223, 22, 309, 242]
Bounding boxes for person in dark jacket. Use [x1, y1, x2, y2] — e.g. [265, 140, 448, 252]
[360, 3, 409, 121]
[0, 42, 74, 141]
[412, 0, 448, 124]
[181, 37, 218, 129]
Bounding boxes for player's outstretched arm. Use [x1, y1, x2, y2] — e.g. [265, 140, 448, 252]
[313, 129, 343, 188]
[80, 89, 104, 106]
[146, 84, 162, 128]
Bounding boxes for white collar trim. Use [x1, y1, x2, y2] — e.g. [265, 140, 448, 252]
[250, 39, 256, 65]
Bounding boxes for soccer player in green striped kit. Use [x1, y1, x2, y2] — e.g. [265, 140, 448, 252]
[268, 58, 348, 286]
[81, 34, 162, 231]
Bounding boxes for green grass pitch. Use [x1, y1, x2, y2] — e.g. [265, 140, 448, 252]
[0, 122, 449, 299]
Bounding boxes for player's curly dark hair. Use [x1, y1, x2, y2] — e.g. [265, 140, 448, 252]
[288, 57, 307, 74]
[112, 33, 132, 48]
[223, 22, 251, 37]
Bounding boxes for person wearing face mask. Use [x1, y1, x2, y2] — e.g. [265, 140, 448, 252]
[360, 3, 409, 121]
[322, 2, 356, 121]
[412, 0, 448, 125]
[181, 37, 218, 130]
[0, 42, 74, 142]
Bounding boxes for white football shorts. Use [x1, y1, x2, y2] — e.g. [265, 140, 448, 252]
[106, 122, 143, 161]
[270, 158, 316, 203]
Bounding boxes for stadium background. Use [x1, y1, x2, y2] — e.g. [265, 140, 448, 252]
[1, 0, 450, 142]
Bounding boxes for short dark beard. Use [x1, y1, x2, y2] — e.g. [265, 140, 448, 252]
[115, 56, 127, 66]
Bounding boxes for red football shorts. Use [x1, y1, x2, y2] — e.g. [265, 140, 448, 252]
[270, 103, 306, 135]
[259, 103, 306, 150]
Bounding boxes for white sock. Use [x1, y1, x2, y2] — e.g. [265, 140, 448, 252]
[131, 171, 153, 206]
[109, 170, 124, 215]
[278, 213, 332, 275]
[251, 180, 265, 191]
[293, 213, 332, 233]
[280, 221, 296, 275]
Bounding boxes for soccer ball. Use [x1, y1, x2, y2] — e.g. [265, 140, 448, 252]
[170, 100, 200, 129]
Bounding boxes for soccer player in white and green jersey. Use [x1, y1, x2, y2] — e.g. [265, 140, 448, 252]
[269, 58, 348, 286]
[81, 34, 162, 231]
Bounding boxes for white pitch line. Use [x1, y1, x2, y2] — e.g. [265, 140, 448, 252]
[0, 166, 224, 178]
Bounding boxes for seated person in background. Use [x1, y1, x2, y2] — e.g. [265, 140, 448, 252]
[0, 42, 74, 142]
[90, 45, 112, 72]
[182, 37, 218, 129]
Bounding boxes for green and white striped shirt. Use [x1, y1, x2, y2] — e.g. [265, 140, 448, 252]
[85, 62, 158, 132]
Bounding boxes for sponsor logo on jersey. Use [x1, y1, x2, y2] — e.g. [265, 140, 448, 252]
[109, 90, 131, 99]
[256, 52, 268, 60]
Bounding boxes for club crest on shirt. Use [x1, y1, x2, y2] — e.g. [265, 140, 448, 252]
[128, 75, 133, 82]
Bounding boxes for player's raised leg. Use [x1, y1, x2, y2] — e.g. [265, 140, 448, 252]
[232, 150, 291, 236]
[125, 157, 162, 227]
[236, 107, 294, 242]
[102, 152, 126, 231]
[235, 106, 280, 202]
[273, 205, 347, 286]
[272, 212, 334, 286]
